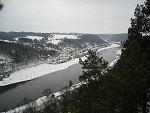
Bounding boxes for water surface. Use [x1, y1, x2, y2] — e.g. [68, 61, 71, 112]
[0, 47, 120, 111]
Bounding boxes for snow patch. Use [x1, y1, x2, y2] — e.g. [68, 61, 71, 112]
[47, 34, 78, 45]
[53, 34, 78, 40]
[51, 40, 61, 45]
[24, 36, 44, 40]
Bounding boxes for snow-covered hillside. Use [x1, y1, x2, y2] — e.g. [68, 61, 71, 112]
[15, 36, 44, 41]
[0, 43, 120, 86]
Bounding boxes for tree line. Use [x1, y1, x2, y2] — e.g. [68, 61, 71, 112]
[0, 41, 57, 63]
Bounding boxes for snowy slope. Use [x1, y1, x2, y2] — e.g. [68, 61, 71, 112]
[0, 43, 120, 86]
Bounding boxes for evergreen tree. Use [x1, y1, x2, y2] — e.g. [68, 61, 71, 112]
[112, 0, 150, 112]
[79, 49, 108, 84]
[65, 50, 109, 113]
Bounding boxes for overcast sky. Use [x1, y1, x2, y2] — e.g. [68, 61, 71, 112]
[0, 0, 144, 34]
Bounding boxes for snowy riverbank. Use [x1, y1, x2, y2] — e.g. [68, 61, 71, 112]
[4, 82, 82, 113]
[0, 43, 120, 87]
[4, 47, 122, 113]
[108, 49, 122, 67]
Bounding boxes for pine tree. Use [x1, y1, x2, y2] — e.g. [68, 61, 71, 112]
[117, 0, 150, 112]
[79, 49, 108, 84]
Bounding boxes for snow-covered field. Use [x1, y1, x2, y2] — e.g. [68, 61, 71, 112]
[53, 34, 78, 40]
[4, 45, 122, 113]
[47, 34, 78, 45]
[0, 39, 10, 42]
[0, 43, 120, 87]
[15, 36, 44, 41]
[51, 40, 61, 45]
[0, 58, 81, 86]
[25, 36, 44, 40]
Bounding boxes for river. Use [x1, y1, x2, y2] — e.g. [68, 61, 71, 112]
[0, 47, 120, 112]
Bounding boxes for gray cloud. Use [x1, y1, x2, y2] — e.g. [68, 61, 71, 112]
[0, 0, 144, 33]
